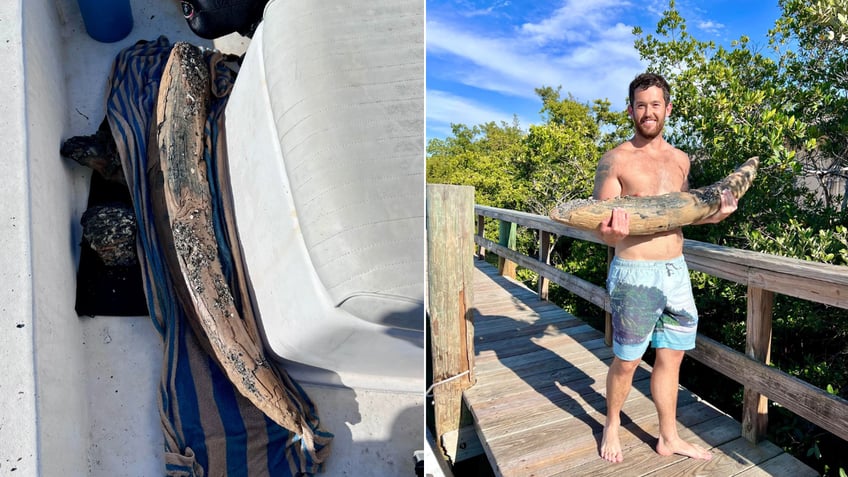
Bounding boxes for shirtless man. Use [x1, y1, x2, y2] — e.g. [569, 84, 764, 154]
[594, 73, 738, 463]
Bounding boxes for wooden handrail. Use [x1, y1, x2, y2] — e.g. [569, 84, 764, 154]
[474, 204, 848, 444]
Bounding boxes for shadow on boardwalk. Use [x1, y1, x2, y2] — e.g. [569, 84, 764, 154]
[468, 261, 657, 466]
[463, 260, 821, 477]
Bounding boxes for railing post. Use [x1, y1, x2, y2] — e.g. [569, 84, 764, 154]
[498, 220, 517, 279]
[604, 246, 614, 347]
[538, 230, 551, 300]
[426, 184, 477, 461]
[476, 214, 486, 260]
[742, 285, 775, 442]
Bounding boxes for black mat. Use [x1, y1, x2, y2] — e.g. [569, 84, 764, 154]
[75, 172, 148, 317]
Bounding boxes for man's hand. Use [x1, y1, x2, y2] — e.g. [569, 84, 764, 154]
[698, 189, 738, 224]
[598, 208, 630, 246]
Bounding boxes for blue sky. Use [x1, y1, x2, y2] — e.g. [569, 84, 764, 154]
[426, 0, 784, 142]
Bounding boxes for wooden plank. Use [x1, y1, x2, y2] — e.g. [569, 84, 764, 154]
[482, 409, 607, 477]
[476, 236, 610, 311]
[472, 273, 552, 303]
[643, 436, 783, 476]
[497, 403, 733, 477]
[468, 367, 648, 422]
[684, 240, 848, 309]
[473, 285, 539, 298]
[683, 239, 848, 287]
[473, 308, 579, 336]
[427, 184, 477, 461]
[476, 375, 704, 452]
[475, 320, 582, 345]
[475, 315, 597, 342]
[469, 358, 648, 404]
[558, 413, 742, 477]
[689, 334, 848, 443]
[474, 299, 562, 316]
[475, 316, 586, 345]
[440, 425, 484, 463]
[474, 325, 604, 362]
[469, 375, 659, 443]
[472, 291, 542, 305]
[471, 278, 547, 300]
[478, 344, 612, 377]
[473, 339, 612, 377]
[735, 452, 819, 477]
[476, 204, 602, 244]
[475, 305, 564, 321]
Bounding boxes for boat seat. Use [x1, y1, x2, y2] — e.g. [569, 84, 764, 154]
[224, 0, 424, 391]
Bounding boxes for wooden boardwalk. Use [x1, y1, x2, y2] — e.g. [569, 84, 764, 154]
[463, 260, 819, 477]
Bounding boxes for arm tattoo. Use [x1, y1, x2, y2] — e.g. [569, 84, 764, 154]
[592, 159, 613, 198]
[595, 161, 612, 182]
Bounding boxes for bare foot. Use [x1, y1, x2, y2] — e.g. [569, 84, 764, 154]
[600, 424, 624, 463]
[656, 436, 713, 460]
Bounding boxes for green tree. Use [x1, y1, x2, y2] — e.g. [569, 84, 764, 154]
[426, 88, 626, 217]
[517, 87, 603, 215]
[772, 0, 848, 213]
[426, 120, 525, 208]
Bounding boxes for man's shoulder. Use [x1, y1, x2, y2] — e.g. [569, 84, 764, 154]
[601, 142, 634, 164]
[666, 145, 690, 167]
[665, 143, 688, 158]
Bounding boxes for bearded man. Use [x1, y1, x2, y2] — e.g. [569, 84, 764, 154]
[593, 72, 738, 463]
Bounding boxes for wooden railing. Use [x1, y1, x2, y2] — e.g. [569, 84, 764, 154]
[474, 204, 848, 445]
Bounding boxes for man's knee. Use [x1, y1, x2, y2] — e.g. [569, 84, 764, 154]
[654, 348, 686, 367]
[612, 356, 642, 374]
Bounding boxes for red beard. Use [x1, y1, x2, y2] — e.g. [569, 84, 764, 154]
[634, 115, 665, 140]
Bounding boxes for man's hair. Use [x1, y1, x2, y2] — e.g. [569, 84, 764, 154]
[628, 72, 671, 106]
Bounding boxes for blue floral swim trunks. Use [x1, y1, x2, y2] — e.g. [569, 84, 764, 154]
[606, 255, 698, 361]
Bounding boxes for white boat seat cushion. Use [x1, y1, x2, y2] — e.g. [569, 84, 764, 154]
[224, 0, 424, 389]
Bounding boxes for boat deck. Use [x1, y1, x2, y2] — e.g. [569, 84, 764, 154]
[463, 260, 819, 476]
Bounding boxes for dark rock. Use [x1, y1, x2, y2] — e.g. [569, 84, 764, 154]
[61, 118, 126, 185]
[81, 203, 137, 267]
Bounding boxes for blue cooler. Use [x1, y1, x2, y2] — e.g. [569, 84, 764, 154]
[77, 0, 133, 43]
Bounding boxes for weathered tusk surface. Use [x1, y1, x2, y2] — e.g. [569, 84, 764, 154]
[549, 156, 759, 235]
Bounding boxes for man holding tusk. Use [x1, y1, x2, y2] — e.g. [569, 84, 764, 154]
[593, 72, 738, 463]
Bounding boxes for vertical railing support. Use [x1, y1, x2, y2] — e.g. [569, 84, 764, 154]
[476, 214, 486, 260]
[426, 184, 477, 462]
[604, 246, 614, 347]
[498, 220, 517, 279]
[538, 231, 551, 300]
[742, 285, 775, 442]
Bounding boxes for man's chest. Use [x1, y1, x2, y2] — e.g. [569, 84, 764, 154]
[618, 159, 686, 196]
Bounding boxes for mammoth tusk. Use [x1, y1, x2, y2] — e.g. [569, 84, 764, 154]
[549, 156, 759, 235]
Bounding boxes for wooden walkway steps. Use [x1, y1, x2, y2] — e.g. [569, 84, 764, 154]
[463, 260, 819, 477]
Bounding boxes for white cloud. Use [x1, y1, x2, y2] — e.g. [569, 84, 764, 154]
[519, 0, 632, 45]
[463, 0, 512, 18]
[427, 21, 566, 99]
[697, 20, 725, 34]
[427, 90, 522, 129]
[427, 13, 646, 104]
